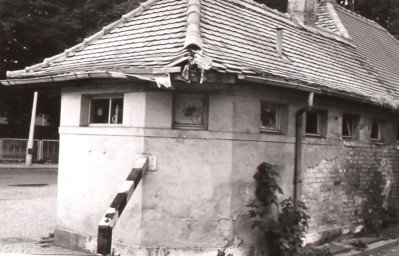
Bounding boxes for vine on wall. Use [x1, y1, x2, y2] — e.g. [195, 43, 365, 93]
[247, 162, 331, 256]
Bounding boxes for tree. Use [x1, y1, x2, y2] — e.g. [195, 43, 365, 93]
[256, 0, 287, 12]
[335, 0, 399, 38]
[0, 0, 142, 137]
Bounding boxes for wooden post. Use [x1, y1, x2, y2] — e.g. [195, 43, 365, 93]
[97, 225, 113, 255]
[26, 92, 38, 166]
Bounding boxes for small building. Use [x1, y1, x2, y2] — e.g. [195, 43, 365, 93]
[2, 0, 399, 254]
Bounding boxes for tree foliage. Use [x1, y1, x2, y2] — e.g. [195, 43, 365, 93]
[336, 0, 399, 38]
[0, 0, 142, 136]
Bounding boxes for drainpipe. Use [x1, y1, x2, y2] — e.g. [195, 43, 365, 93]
[294, 92, 314, 207]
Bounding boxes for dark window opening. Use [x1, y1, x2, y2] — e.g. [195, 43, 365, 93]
[342, 114, 357, 138]
[370, 120, 380, 139]
[90, 97, 123, 124]
[305, 111, 320, 135]
[260, 104, 279, 131]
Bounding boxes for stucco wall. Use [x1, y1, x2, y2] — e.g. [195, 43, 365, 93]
[55, 83, 399, 254]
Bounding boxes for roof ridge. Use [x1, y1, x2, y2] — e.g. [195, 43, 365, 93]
[184, 0, 202, 49]
[7, 0, 161, 78]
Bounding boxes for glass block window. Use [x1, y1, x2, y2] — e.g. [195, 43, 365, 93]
[173, 94, 208, 129]
[90, 97, 123, 124]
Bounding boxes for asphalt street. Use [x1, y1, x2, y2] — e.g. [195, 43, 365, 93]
[368, 246, 399, 256]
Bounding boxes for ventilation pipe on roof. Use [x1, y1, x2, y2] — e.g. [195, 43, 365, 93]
[287, 0, 317, 25]
[276, 28, 283, 56]
[294, 91, 314, 208]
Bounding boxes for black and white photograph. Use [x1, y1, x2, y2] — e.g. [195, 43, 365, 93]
[0, 0, 399, 255]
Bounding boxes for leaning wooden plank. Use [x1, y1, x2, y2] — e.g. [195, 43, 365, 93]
[97, 158, 148, 255]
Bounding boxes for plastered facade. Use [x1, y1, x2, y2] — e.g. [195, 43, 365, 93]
[55, 82, 399, 254]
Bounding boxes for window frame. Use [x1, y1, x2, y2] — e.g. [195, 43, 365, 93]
[342, 113, 359, 139]
[305, 110, 321, 136]
[172, 93, 209, 130]
[370, 119, 382, 140]
[260, 101, 281, 133]
[88, 95, 124, 126]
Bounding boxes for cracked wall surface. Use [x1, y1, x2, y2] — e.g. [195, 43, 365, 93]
[56, 84, 399, 254]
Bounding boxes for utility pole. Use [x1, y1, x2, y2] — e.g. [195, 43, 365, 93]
[26, 92, 38, 166]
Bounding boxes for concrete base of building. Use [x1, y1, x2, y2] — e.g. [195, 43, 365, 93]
[54, 228, 252, 256]
[54, 228, 96, 253]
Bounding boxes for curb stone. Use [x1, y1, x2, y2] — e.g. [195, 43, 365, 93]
[0, 164, 57, 169]
[334, 239, 399, 255]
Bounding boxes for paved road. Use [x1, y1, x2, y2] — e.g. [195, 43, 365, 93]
[367, 245, 399, 256]
[0, 167, 84, 254]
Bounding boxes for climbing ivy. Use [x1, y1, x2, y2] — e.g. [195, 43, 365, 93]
[247, 162, 331, 256]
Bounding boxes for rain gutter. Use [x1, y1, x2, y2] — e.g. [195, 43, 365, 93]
[1, 67, 181, 86]
[243, 75, 398, 109]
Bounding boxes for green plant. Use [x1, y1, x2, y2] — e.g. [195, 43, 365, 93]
[277, 199, 310, 255]
[247, 162, 323, 256]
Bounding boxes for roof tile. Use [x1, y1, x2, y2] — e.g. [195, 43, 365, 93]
[4, 0, 399, 108]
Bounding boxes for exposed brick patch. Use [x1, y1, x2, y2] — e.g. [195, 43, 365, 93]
[302, 143, 399, 234]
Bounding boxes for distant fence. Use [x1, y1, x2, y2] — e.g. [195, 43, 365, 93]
[0, 138, 59, 163]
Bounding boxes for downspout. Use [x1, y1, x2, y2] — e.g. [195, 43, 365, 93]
[294, 92, 314, 206]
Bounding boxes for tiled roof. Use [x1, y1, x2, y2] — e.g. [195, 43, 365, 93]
[3, 0, 399, 108]
[200, 0, 397, 106]
[335, 5, 399, 95]
[6, 0, 189, 79]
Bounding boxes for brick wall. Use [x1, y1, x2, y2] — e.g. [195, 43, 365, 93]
[302, 142, 399, 234]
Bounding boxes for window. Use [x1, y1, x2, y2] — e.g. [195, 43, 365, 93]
[305, 111, 320, 135]
[173, 93, 208, 129]
[90, 97, 123, 124]
[370, 119, 381, 140]
[260, 103, 280, 132]
[342, 114, 359, 139]
[304, 110, 327, 137]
